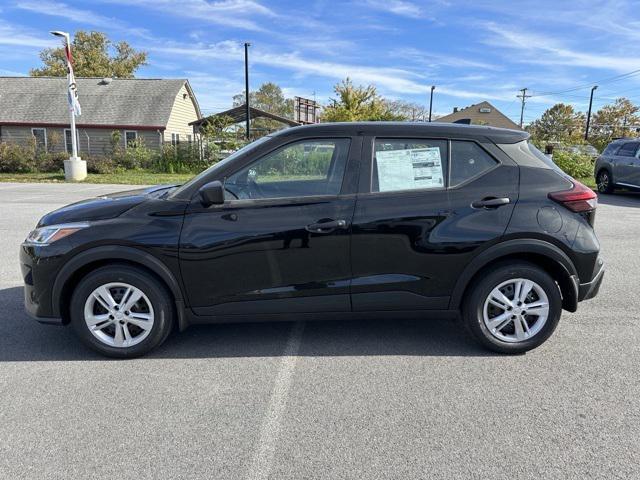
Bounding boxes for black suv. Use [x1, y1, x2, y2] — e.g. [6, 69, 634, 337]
[594, 138, 640, 193]
[21, 123, 604, 357]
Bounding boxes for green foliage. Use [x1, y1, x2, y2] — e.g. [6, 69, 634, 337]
[589, 98, 640, 151]
[527, 104, 585, 144]
[322, 78, 404, 122]
[552, 150, 595, 178]
[30, 31, 147, 78]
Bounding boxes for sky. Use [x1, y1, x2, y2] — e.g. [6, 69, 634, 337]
[2, 0, 640, 124]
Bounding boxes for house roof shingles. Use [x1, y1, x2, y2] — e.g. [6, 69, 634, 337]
[0, 77, 197, 128]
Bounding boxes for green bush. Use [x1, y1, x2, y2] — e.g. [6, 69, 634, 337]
[86, 156, 117, 174]
[552, 150, 594, 178]
[0, 143, 37, 173]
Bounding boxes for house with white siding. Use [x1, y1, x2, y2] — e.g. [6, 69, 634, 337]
[0, 77, 202, 155]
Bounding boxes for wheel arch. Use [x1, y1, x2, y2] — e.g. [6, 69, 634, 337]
[449, 239, 579, 313]
[52, 245, 187, 328]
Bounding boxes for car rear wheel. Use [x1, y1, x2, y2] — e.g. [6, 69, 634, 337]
[70, 265, 174, 358]
[463, 262, 562, 354]
[596, 169, 614, 194]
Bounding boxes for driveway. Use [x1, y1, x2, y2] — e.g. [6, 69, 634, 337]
[0, 182, 638, 479]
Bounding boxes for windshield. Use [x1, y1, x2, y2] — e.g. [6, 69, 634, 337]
[169, 136, 272, 198]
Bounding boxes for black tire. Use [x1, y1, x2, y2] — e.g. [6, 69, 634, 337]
[70, 265, 174, 358]
[596, 169, 614, 194]
[462, 262, 562, 354]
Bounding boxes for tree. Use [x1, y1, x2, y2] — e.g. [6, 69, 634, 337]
[233, 82, 294, 137]
[321, 78, 404, 122]
[384, 99, 428, 121]
[527, 103, 585, 145]
[30, 31, 147, 78]
[589, 98, 640, 151]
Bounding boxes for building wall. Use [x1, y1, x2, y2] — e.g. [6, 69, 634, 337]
[0, 125, 163, 156]
[163, 83, 200, 144]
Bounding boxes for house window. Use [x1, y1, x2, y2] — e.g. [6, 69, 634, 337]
[171, 133, 180, 146]
[64, 129, 80, 154]
[32, 128, 47, 151]
[125, 130, 138, 148]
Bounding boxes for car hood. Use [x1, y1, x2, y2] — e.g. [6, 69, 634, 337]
[37, 184, 176, 227]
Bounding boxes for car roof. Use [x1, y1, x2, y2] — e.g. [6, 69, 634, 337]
[272, 121, 529, 144]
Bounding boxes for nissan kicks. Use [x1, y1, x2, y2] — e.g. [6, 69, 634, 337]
[21, 123, 604, 357]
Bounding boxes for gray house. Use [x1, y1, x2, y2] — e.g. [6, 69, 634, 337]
[0, 77, 202, 155]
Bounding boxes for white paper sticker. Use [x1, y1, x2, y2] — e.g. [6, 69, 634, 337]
[376, 147, 443, 192]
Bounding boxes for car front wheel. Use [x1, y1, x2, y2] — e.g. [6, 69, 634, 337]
[596, 169, 614, 194]
[70, 265, 174, 358]
[463, 262, 562, 354]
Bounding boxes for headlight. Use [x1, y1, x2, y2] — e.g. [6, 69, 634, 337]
[25, 223, 89, 246]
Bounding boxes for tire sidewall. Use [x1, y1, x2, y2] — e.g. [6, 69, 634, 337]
[70, 266, 173, 358]
[597, 169, 613, 194]
[465, 263, 562, 354]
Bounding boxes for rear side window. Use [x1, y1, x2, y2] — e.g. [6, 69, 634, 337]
[372, 138, 447, 193]
[616, 142, 638, 157]
[450, 141, 498, 186]
[603, 143, 621, 155]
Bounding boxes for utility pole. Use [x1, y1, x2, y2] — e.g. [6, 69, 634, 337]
[244, 42, 251, 140]
[585, 85, 598, 140]
[517, 88, 531, 128]
[428, 85, 435, 122]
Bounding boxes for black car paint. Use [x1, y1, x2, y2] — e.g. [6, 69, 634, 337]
[20, 122, 603, 328]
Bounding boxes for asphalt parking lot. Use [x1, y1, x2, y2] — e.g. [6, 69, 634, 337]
[0, 182, 639, 479]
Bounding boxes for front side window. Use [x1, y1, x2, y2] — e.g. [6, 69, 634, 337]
[450, 141, 498, 186]
[224, 138, 350, 200]
[603, 143, 621, 156]
[32, 128, 47, 152]
[617, 142, 638, 157]
[373, 138, 447, 193]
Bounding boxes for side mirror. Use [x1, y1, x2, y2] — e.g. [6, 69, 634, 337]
[199, 181, 225, 207]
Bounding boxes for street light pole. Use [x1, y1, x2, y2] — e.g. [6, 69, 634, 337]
[585, 85, 598, 140]
[244, 42, 251, 141]
[428, 85, 435, 122]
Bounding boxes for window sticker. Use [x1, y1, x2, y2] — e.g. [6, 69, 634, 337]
[376, 147, 443, 192]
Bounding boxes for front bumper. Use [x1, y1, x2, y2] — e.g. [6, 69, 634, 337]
[578, 258, 605, 302]
[20, 243, 66, 325]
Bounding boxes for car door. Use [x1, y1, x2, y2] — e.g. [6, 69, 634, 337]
[630, 146, 640, 187]
[179, 136, 361, 316]
[350, 136, 453, 311]
[613, 141, 639, 185]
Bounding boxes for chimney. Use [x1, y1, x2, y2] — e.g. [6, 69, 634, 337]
[453, 107, 458, 113]
[99, 77, 113, 85]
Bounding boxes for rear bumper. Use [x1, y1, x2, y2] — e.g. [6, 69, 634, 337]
[578, 258, 605, 302]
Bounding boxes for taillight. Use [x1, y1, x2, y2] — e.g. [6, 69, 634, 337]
[548, 180, 597, 213]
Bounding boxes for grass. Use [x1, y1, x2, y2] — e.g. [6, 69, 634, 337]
[577, 176, 596, 189]
[0, 171, 196, 185]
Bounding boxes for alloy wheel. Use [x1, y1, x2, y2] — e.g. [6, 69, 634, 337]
[482, 278, 550, 343]
[597, 171, 609, 192]
[83, 282, 155, 348]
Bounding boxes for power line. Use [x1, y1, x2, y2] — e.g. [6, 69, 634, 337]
[529, 69, 640, 97]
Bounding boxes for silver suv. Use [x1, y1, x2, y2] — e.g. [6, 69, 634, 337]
[594, 139, 640, 193]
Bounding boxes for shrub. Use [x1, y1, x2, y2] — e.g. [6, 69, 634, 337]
[35, 151, 67, 173]
[86, 156, 118, 174]
[0, 142, 37, 173]
[552, 150, 594, 178]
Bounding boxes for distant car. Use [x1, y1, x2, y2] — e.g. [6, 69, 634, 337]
[595, 138, 640, 193]
[564, 144, 599, 157]
[21, 123, 604, 358]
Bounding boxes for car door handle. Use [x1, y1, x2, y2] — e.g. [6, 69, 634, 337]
[471, 197, 511, 209]
[305, 219, 348, 233]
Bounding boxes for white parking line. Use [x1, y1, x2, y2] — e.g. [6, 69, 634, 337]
[246, 321, 305, 480]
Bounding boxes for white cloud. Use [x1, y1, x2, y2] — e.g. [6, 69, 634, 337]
[148, 40, 522, 103]
[361, 0, 425, 18]
[15, 0, 153, 38]
[0, 21, 55, 49]
[100, 0, 276, 31]
[483, 22, 640, 73]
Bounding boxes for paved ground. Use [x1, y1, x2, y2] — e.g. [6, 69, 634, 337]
[0, 182, 639, 480]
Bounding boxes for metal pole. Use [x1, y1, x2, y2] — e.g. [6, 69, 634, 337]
[428, 85, 435, 122]
[585, 85, 598, 140]
[244, 42, 251, 141]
